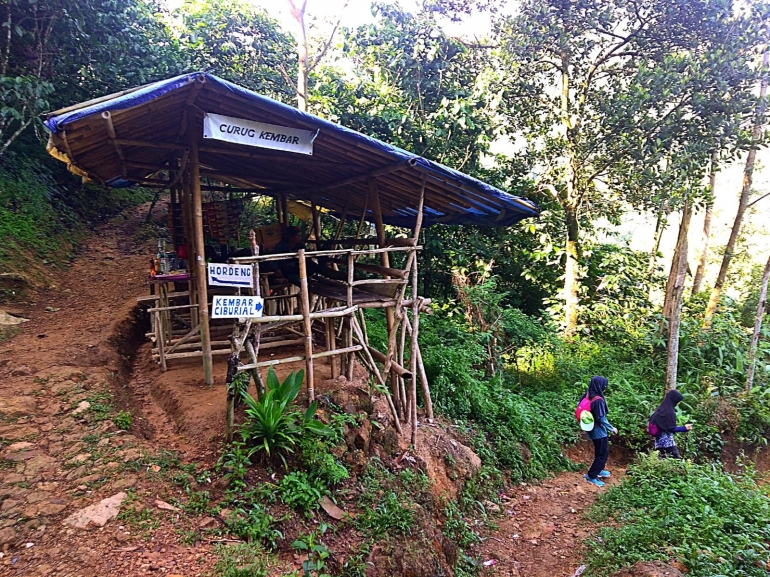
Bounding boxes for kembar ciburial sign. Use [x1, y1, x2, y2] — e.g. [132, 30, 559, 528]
[207, 263, 254, 288]
[203, 113, 318, 155]
[211, 296, 264, 319]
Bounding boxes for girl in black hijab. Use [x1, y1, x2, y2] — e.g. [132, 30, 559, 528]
[583, 376, 617, 487]
[649, 389, 692, 459]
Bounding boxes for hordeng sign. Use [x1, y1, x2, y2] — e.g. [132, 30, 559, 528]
[203, 113, 318, 155]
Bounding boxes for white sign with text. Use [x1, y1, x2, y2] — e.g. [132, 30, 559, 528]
[203, 113, 318, 155]
[211, 296, 264, 319]
[207, 263, 254, 288]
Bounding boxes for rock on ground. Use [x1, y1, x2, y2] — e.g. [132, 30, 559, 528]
[63, 492, 127, 529]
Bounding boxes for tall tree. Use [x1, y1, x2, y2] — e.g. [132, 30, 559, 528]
[691, 152, 718, 295]
[704, 49, 770, 327]
[746, 253, 770, 392]
[283, 0, 348, 111]
[1, 0, 182, 155]
[175, 0, 295, 102]
[496, 0, 769, 337]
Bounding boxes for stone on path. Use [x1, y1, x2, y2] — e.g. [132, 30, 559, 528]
[0, 396, 36, 419]
[63, 492, 127, 529]
[155, 500, 178, 512]
[72, 401, 91, 416]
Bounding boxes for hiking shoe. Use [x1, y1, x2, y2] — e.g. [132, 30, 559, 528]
[598, 470, 611, 478]
[584, 474, 605, 487]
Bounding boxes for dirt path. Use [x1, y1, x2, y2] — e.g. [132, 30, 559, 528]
[0, 206, 222, 576]
[476, 445, 626, 577]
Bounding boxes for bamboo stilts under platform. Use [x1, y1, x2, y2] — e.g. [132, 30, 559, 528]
[403, 313, 434, 420]
[298, 249, 315, 403]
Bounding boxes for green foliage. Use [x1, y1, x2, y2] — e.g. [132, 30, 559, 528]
[278, 471, 325, 518]
[355, 460, 416, 539]
[291, 524, 332, 577]
[442, 501, 481, 549]
[239, 368, 333, 467]
[218, 441, 256, 491]
[211, 542, 269, 577]
[584, 453, 770, 577]
[223, 501, 282, 548]
[113, 411, 132, 431]
[297, 437, 349, 487]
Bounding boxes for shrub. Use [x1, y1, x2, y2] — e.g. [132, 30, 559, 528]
[239, 368, 332, 467]
[584, 453, 770, 576]
[278, 471, 325, 518]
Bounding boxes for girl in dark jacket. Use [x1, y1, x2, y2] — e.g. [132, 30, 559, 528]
[649, 389, 692, 459]
[583, 376, 617, 487]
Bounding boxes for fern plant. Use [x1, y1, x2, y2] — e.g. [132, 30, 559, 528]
[239, 368, 331, 467]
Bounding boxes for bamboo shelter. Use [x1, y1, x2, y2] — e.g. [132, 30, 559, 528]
[44, 72, 539, 442]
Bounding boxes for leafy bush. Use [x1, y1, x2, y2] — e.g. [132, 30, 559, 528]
[223, 501, 282, 548]
[278, 471, 326, 518]
[239, 368, 332, 467]
[584, 453, 770, 576]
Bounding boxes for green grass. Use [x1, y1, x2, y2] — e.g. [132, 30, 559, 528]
[584, 453, 770, 576]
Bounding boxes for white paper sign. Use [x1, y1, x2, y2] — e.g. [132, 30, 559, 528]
[207, 263, 254, 287]
[211, 296, 264, 319]
[203, 113, 318, 155]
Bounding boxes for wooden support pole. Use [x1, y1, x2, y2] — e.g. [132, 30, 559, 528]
[410, 177, 426, 443]
[298, 249, 315, 403]
[311, 204, 322, 242]
[154, 310, 167, 372]
[188, 114, 214, 386]
[351, 316, 402, 434]
[403, 314, 434, 420]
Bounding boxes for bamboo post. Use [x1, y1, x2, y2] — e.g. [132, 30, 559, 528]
[154, 310, 167, 372]
[403, 314, 434, 420]
[345, 251, 355, 380]
[410, 177, 425, 442]
[225, 336, 239, 443]
[351, 316, 401, 433]
[370, 180, 401, 408]
[298, 249, 315, 402]
[311, 204, 322, 242]
[326, 297, 339, 378]
[249, 237, 266, 398]
[188, 114, 214, 386]
[397, 317, 407, 419]
[181, 180, 199, 328]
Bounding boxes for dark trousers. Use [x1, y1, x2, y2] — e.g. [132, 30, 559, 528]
[658, 445, 681, 459]
[587, 437, 609, 479]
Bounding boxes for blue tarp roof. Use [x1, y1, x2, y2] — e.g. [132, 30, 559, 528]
[45, 72, 539, 228]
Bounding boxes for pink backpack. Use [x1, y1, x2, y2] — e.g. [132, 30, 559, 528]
[647, 420, 660, 437]
[575, 395, 600, 431]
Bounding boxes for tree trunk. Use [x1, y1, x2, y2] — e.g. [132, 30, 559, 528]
[564, 202, 580, 339]
[704, 50, 769, 326]
[691, 153, 718, 295]
[746, 254, 770, 392]
[664, 201, 692, 391]
[286, 0, 309, 111]
[648, 205, 669, 275]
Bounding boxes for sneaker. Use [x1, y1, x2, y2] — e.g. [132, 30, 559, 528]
[598, 470, 611, 478]
[584, 474, 605, 487]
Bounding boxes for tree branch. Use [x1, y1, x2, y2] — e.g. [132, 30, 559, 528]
[748, 190, 770, 208]
[308, 0, 350, 73]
